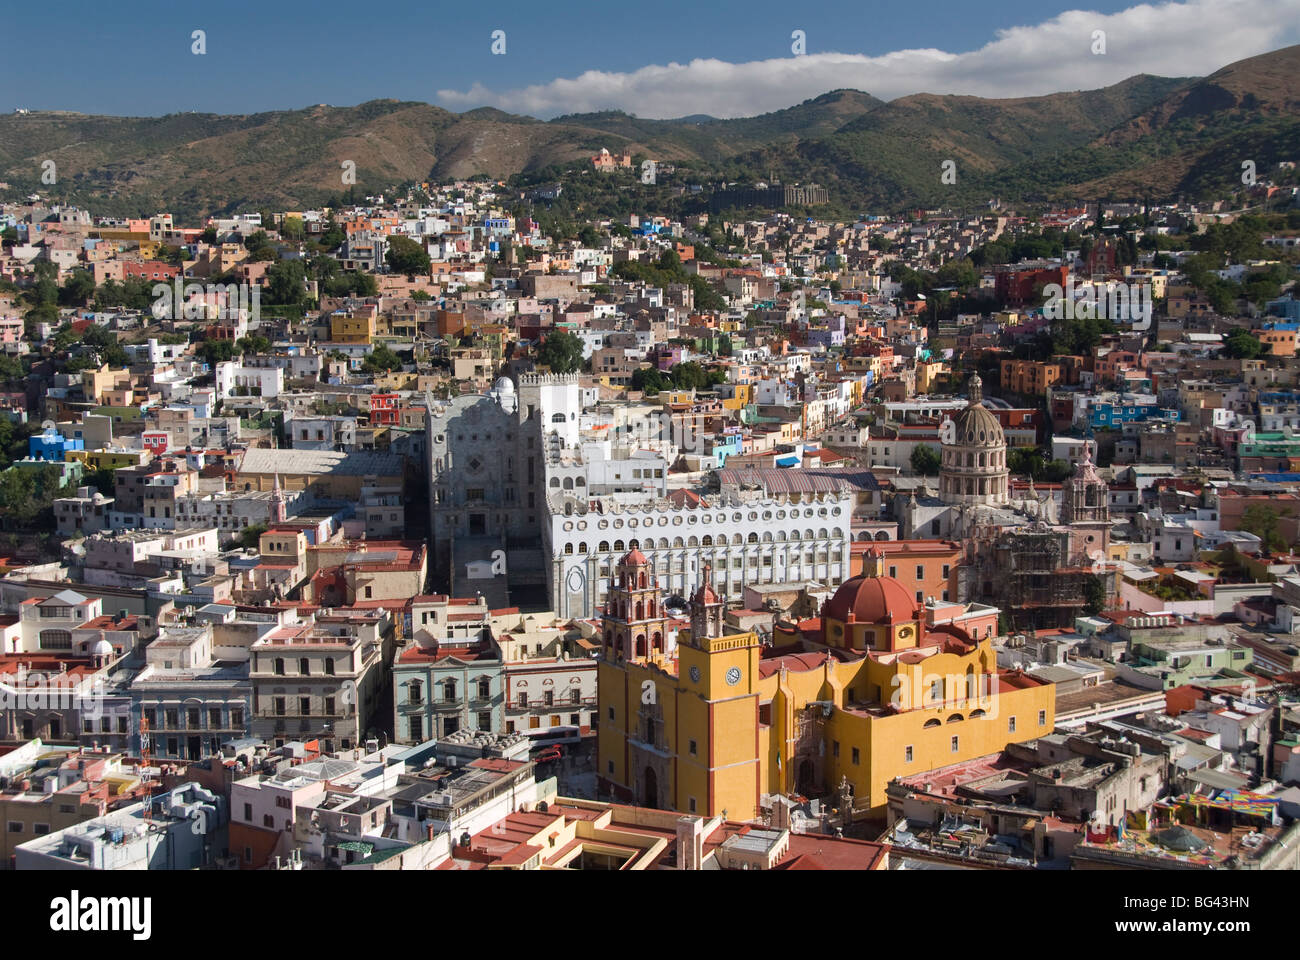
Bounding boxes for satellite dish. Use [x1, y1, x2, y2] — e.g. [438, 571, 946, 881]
[41, 420, 56, 431]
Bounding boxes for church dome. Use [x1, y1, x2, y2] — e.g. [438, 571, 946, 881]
[953, 403, 1004, 446]
[951, 373, 1004, 447]
[823, 575, 916, 625]
[492, 376, 515, 395]
[938, 373, 1010, 506]
[91, 639, 114, 657]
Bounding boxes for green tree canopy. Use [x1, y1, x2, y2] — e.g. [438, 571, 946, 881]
[910, 444, 941, 476]
[385, 236, 431, 278]
[536, 330, 585, 374]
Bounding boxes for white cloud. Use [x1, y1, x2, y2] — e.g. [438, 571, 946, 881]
[437, 0, 1300, 119]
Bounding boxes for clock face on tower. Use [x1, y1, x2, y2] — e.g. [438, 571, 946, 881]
[689, 665, 701, 683]
[725, 666, 742, 686]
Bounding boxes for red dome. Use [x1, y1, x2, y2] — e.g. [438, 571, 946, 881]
[620, 547, 649, 566]
[822, 575, 917, 625]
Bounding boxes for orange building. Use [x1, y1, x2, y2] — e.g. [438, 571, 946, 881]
[852, 539, 962, 605]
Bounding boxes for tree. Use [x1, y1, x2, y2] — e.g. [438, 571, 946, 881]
[536, 331, 585, 374]
[910, 444, 941, 476]
[236, 335, 271, 355]
[280, 216, 305, 243]
[1083, 574, 1107, 616]
[58, 270, 97, 307]
[264, 259, 308, 306]
[243, 231, 277, 261]
[385, 236, 431, 278]
[198, 339, 238, 365]
[361, 343, 404, 374]
[1240, 504, 1286, 552]
[237, 523, 267, 551]
[630, 367, 669, 396]
[1224, 328, 1263, 360]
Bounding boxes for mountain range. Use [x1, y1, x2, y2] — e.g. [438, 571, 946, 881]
[1, 45, 1298, 219]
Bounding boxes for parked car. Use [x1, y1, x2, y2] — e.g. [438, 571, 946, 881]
[531, 745, 564, 764]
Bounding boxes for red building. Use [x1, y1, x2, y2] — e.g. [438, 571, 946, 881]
[994, 262, 1069, 306]
[122, 260, 181, 282]
[369, 393, 400, 426]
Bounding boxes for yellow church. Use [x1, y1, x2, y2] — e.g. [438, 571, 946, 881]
[597, 547, 1055, 820]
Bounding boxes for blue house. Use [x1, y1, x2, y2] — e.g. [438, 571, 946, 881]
[28, 428, 83, 462]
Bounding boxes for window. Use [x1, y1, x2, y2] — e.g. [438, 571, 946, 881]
[916, 565, 924, 580]
[299, 697, 311, 716]
[905, 745, 913, 763]
[951, 735, 960, 753]
[274, 658, 285, 676]
[851, 747, 860, 765]
[39, 629, 72, 650]
[7, 822, 22, 833]
[243, 803, 252, 821]
[274, 697, 286, 717]
[409, 716, 423, 741]
[324, 659, 335, 676]
[688, 797, 697, 813]
[608, 706, 615, 721]
[832, 740, 840, 758]
[444, 680, 457, 702]
[1038, 710, 1047, 726]
[1008, 716, 1017, 733]
[409, 681, 423, 705]
[299, 658, 310, 675]
[33, 823, 49, 836]
[688, 739, 697, 756]
[517, 692, 528, 708]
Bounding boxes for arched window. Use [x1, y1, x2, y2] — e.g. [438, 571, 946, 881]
[701, 535, 713, 546]
[564, 543, 573, 554]
[551, 412, 566, 422]
[599, 541, 610, 552]
[563, 477, 574, 490]
[947, 713, 964, 723]
[549, 477, 560, 488]
[923, 718, 941, 728]
[747, 533, 759, 544]
[614, 540, 625, 552]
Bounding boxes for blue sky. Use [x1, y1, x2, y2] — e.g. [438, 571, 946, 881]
[8, 0, 1300, 118]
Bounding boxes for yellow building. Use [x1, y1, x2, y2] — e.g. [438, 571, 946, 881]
[597, 549, 1054, 820]
[66, 448, 150, 471]
[329, 311, 376, 344]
